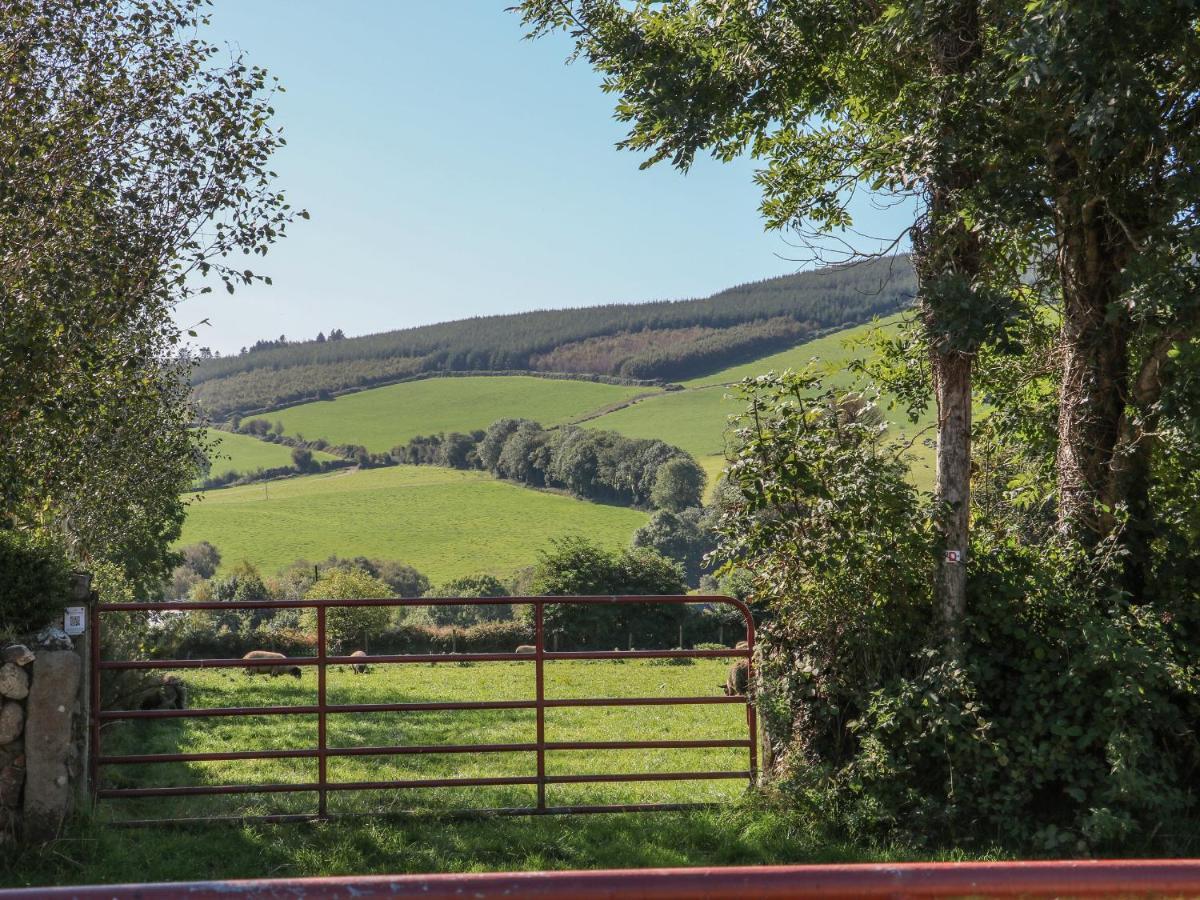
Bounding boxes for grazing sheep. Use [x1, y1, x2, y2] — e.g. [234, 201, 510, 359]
[514, 644, 536, 654]
[138, 675, 188, 710]
[242, 650, 302, 679]
[349, 649, 369, 674]
[722, 658, 749, 697]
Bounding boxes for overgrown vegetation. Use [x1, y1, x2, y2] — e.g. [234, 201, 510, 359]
[0, 0, 297, 596]
[0, 530, 72, 641]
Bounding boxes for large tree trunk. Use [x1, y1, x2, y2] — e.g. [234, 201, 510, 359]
[1053, 193, 1133, 542]
[931, 348, 972, 627]
[919, 0, 983, 641]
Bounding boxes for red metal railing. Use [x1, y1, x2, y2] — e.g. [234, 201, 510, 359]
[8, 861, 1200, 899]
[91, 595, 755, 823]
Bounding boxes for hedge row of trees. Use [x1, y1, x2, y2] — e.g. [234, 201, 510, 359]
[392, 419, 706, 510]
[153, 538, 747, 659]
[191, 259, 914, 419]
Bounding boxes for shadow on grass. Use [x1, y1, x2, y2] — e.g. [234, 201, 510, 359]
[1, 803, 941, 888]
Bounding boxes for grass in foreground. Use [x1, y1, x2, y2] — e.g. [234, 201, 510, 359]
[178, 465, 648, 581]
[7, 656, 1003, 888]
[3, 804, 994, 888]
[268, 376, 659, 453]
[95, 660, 748, 821]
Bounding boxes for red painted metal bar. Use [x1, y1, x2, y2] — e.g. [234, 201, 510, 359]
[88, 604, 101, 800]
[534, 599, 546, 812]
[99, 739, 750, 767]
[10, 861, 1200, 899]
[97, 648, 744, 671]
[98, 696, 746, 722]
[91, 594, 757, 822]
[543, 771, 751, 784]
[97, 594, 751, 612]
[316, 605, 328, 819]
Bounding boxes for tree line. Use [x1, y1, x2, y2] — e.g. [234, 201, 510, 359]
[191, 258, 915, 419]
[392, 418, 707, 511]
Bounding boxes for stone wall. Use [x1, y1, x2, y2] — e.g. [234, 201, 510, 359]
[0, 576, 92, 844]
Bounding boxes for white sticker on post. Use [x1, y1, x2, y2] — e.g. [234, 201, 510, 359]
[944, 550, 964, 564]
[64, 606, 86, 636]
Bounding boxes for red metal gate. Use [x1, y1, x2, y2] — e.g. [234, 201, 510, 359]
[91, 595, 756, 824]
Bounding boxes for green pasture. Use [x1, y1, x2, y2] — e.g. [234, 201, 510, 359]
[5, 655, 1012, 887]
[265, 376, 658, 453]
[584, 316, 937, 491]
[200, 429, 338, 481]
[179, 465, 648, 582]
[96, 659, 747, 822]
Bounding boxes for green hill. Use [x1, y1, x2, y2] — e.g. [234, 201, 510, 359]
[193, 257, 915, 419]
[200, 429, 338, 481]
[180, 465, 648, 582]
[582, 315, 936, 491]
[261, 375, 657, 454]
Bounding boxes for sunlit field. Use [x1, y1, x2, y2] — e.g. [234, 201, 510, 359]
[97, 659, 749, 822]
[178, 465, 648, 582]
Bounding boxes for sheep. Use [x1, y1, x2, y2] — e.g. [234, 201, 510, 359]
[138, 675, 188, 710]
[722, 658, 749, 697]
[349, 649, 369, 674]
[242, 650, 302, 679]
[514, 645, 536, 654]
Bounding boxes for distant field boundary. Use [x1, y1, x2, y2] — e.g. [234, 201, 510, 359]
[213, 369, 676, 424]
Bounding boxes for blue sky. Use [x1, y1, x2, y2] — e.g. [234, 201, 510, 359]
[186, 2, 911, 354]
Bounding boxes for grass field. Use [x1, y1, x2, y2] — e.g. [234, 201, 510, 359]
[3, 652, 1008, 888]
[201, 429, 339, 481]
[179, 465, 648, 582]
[582, 315, 937, 491]
[265, 376, 659, 453]
[96, 658, 748, 822]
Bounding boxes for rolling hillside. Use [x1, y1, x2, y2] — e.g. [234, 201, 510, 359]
[262, 375, 656, 454]
[193, 257, 915, 419]
[180, 465, 648, 582]
[582, 315, 936, 491]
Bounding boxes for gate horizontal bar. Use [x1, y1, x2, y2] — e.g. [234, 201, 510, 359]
[100, 775, 541, 799]
[97, 593, 753, 613]
[99, 738, 751, 766]
[98, 648, 747, 670]
[99, 695, 747, 720]
[102, 802, 720, 828]
[13, 860, 1200, 900]
[544, 771, 751, 784]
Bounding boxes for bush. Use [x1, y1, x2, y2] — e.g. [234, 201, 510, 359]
[524, 537, 688, 649]
[718, 371, 1200, 851]
[0, 530, 72, 639]
[303, 568, 393, 651]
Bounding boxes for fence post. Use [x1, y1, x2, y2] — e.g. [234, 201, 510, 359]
[316, 604, 328, 819]
[535, 601, 545, 812]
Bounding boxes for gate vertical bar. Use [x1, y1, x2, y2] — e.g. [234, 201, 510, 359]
[535, 600, 546, 812]
[89, 607, 102, 800]
[745, 616, 758, 786]
[316, 604, 328, 819]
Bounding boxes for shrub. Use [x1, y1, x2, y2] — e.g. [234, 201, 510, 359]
[524, 536, 688, 649]
[0, 530, 72, 639]
[303, 568, 393, 651]
[718, 371, 1200, 851]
